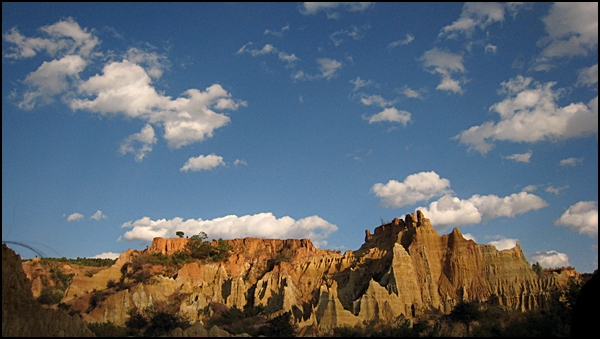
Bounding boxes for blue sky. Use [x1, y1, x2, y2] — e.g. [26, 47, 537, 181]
[2, 2, 597, 273]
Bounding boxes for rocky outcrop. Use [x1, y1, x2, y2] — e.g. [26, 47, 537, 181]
[59, 211, 573, 334]
[2, 244, 94, 337]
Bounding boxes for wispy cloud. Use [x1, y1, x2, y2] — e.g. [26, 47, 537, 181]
[293, 58, 342, 81]
[330, 25, 369, 46]
[300, 2, 374, 17]
[350, 77, 373, 91]
[264, 25, 290, 37]
[576, 64, 598, 88]
[388, 34, 414, 49]
[438, 2, 524, 39]
[118, 124, 157, 162]
[545, 185, 569, 195]
[503, 151, 532, 163]
[364, 107, 411, 125]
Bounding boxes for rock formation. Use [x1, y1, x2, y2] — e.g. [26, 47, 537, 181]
[2, 244, 94, 337]
[39, 211, 574, 334]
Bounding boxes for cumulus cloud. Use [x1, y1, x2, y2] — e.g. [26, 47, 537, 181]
[19, 55, 88, 109]
[92, 252, 120, 259]
[417, 191, 548, 231]
[454, 76, 598, 153]
[485, 44, 497, 54]
[180, 154, 225, 172]
[67, 213, 84, 222]
[90, 210, 108, 221]
[439, 2, 523, 39]
[120, 212, 338, 248]
[488, 237, 518, 251]
[3, 17, 99, 59]
[419, 48, 466, 94]
[529, 250, 570, 269]
[503, 151, 532, 163]
[364, 107, 411, 125]
[372, 171, 451, 208]
[534, 3, 598, 70]
[388, 34, 414, 49]
[300, 2, 373, 16]
[5, 19, 247, 158]
[559, 157, 583, 166]
[118, 124, 157, 161]
[555, 201, 598, 237]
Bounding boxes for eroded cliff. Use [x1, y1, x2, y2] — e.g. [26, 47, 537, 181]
[45, 212, 573, 333]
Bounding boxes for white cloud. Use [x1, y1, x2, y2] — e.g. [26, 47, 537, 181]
[529, 250, 570, 269]
[120, 212, 338, 248]
[503, 151, 532, 163]
[372, 171, 451, 208]
[484, 44, 497, 54]
[388, 34, 414, 49]
[350, 77, 373, 91]
[180, 154, 225, 172]
[330, 25, 369, 46]
[91, 252, 121, 260]
[67, 213, 84, 222]
[418, 195, 482, 227]
[454, 76, 598, 153]
[365, 107, 411, 125]
[71, 60, 245, 149]
[317, 58, 342, 79]
[2, 17, 99, 59]
[462, 233, 476, 241]
[418, 191, 548, 231]
[300, 2, 373, 16]
[233, 159, 247, 166]
[420, 48, 466, 94]
[560, 157, 583, 166]
[118, 124, 157, 162]
[577, 64, 598, 87]
[439, 2, 522, 39]
[489, 237, 518, 251]
[555, 201, 598, 237]
[90, 210, 108, 221]
[522, 185, 537, 192]
[6, 19, 246, 153]
[19, 55, 88, 109]
[237, 43, 276, 56]
[545, 185, 568, 195]
[396, 85, 425, 99]
[469, 192, 548, 220]
[264, 25, 289, 37]
[359, 94, 395, 108]
[534, 3, 598, 69]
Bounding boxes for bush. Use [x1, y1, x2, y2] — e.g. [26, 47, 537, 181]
[37, 287, 64, 305]
[88, 322, 129, 337]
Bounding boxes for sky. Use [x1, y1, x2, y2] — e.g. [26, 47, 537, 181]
[2, 2, 597, 273]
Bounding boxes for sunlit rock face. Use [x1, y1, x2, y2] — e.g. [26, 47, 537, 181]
[2, 244, 94, 337]
[59, 211, 572, 333]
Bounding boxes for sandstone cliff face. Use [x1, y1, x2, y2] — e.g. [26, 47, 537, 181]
[61, 211, 572, 333]
[2, 244, 94, 337]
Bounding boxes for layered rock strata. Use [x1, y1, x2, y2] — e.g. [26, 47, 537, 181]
[61, 211, 572, 333]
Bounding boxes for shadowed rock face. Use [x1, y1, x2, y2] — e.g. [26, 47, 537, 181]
[55, 211, 574, 333]
[2, 244, 94, 337]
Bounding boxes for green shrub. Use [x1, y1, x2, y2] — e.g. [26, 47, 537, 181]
[37, 287, 64, 305]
